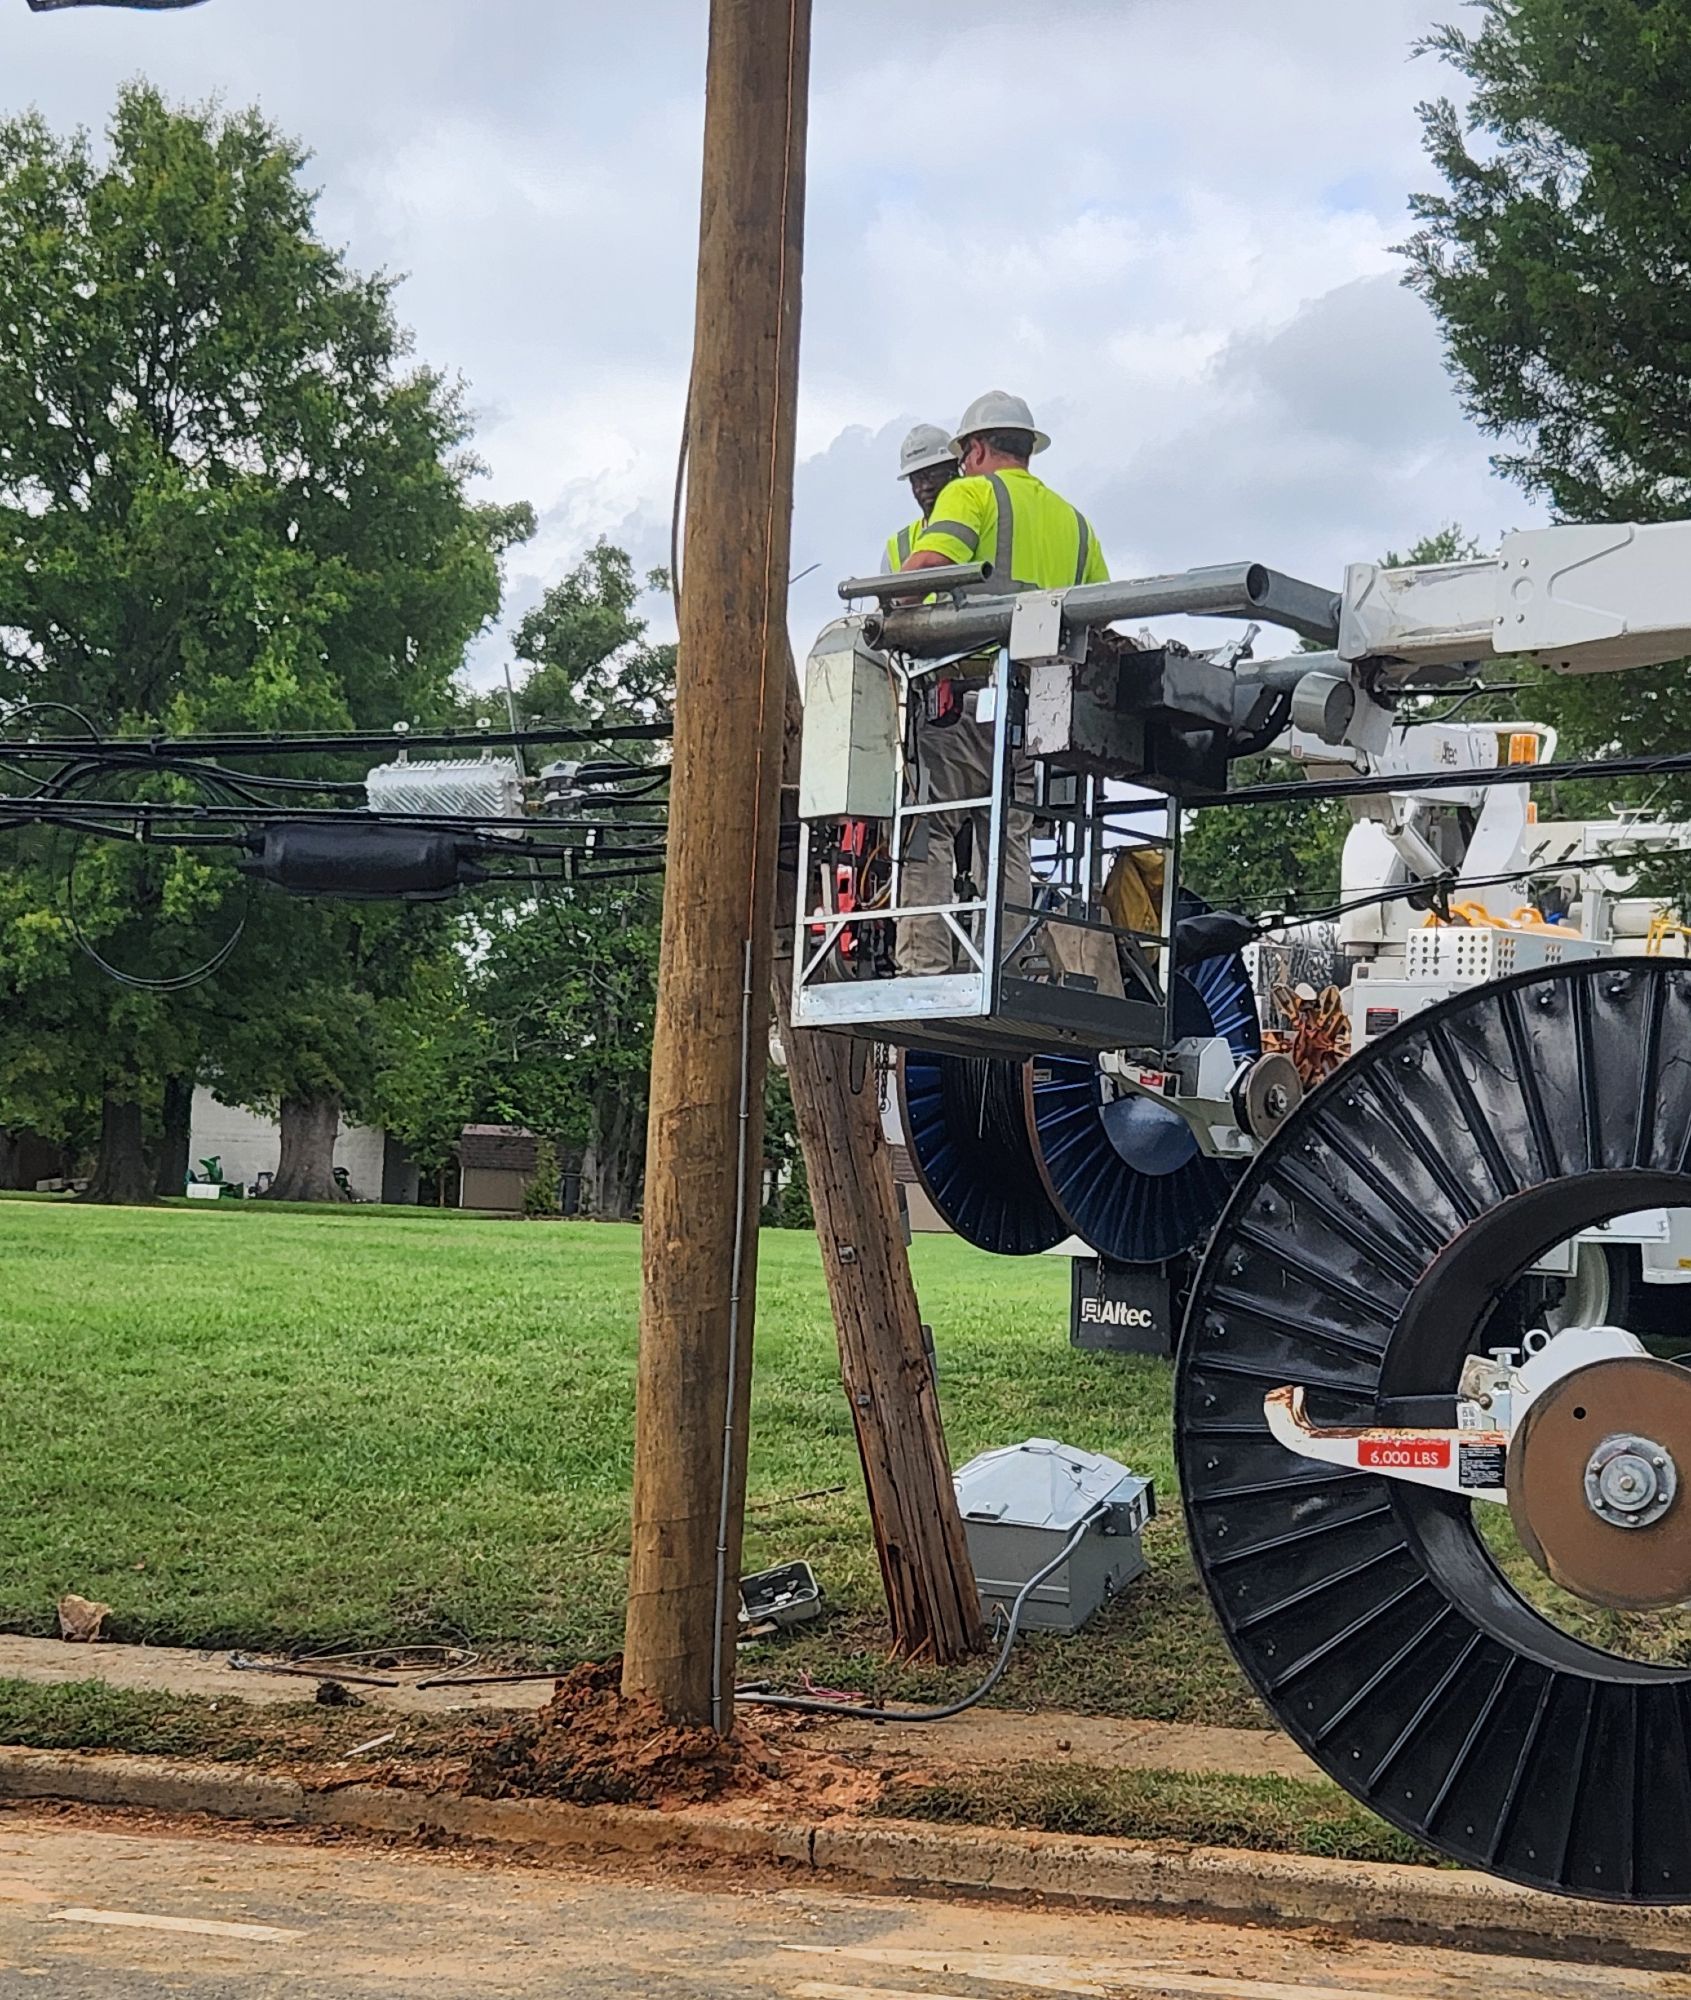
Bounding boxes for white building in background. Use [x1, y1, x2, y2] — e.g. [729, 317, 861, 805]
[187, 1088, 417, 1204]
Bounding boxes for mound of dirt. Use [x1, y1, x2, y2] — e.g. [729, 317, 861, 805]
[462, 1660, 782, 1809]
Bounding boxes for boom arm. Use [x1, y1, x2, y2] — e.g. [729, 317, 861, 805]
[1339, 522, 1691, 679]
[862, 521, 1691, 692]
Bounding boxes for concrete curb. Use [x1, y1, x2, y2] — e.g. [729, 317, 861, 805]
[1, 1746, 1686, 1960]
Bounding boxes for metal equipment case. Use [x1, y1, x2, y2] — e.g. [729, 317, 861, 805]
[952, 1438, 1155, 1632]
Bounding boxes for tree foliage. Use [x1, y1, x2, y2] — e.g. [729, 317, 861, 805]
[1404, 2, 1691, 777]
[370, 953, 495, 1181]
[1182, 772, 1348, 917]
[0, 84, 520, 727]
[369, 539, 672, 1216]
[512, 542, 673, 731]
[473, 881, 662, 1187]
[761, 1066, 811, 1228]
[0, 83, 529, 1194]
[1405, 2, 1691, 526]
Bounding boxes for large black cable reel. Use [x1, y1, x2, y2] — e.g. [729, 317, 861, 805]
[1178, 958, 1691, 1901]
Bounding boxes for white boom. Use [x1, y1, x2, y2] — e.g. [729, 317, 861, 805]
[1339, 521, 1691, 677]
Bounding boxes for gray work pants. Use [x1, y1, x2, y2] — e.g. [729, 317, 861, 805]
[897, 694, 1032, 977]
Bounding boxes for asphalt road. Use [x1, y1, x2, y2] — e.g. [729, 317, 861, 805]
[0, 1805, 1686, 2000]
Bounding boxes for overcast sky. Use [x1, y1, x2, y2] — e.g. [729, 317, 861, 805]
[0, 0, 1534, 675]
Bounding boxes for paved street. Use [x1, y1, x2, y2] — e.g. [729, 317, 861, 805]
[0, 1805, 1685, 2000]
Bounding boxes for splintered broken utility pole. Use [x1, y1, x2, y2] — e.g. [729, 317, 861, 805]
[622, 0, 811, 1730]
[773, 674, 985, 1665]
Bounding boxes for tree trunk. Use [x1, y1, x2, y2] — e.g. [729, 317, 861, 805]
[262, 1092, 345, 1203]
[0, 1130, 18, 1191]
[772, 666, 984, 1664]
[81, 1096, 157, 1207]
[580, 1119, 602, 1217]
[586, 1090, 641, 1220]
[153, 1074, 194, 1198]
[604, 1106, 641, 1220]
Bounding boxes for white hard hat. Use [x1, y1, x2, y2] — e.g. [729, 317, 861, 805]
[950, 390, 1050, 455]
[898, 422, 958, 481]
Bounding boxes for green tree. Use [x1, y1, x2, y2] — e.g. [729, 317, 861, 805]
[469, 881, 662, 1217]
[369, 541, 673, 1216]
[511, 541, 673, 731]
[486, 542, 671, 1215]
[761, 1065, 811, 1228]
[370, 951, 495, 1192]
[0, 799, 233, 1199]
[1182, 770, 1348, 916]
[0, 84, 531, 1199]
[1403, 2, 1691, 776]
[202, 902, 462, 1202]
[523, 1135, 561, 1218]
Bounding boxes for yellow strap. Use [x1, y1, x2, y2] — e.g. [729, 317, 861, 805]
[1424, 900, 1576, 936]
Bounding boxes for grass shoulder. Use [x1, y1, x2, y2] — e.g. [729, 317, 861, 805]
[0, 1678, 1417, 1867]
[875, 1762, 1438, 1867]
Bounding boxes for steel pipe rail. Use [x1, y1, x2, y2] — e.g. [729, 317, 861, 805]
[1234, 649, 1344, 692]
[864, 561, 1343, 657]
[838, 559, 994, 602]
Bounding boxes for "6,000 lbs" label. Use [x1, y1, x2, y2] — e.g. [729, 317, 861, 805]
[1358, 1437, 1452, 1471]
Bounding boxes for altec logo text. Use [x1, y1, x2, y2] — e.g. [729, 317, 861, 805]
[1081, 1300, 1157, 1330]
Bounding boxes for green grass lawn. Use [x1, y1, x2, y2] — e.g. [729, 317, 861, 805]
[0, 1198, 1262, 1725]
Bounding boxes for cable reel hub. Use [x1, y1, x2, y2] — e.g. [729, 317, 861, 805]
[1507, 1356, 1691, 1611]
[1233, 1050, 1302, 1143]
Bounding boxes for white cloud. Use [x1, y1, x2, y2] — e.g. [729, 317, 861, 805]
[0, 0, 1533, 680]
[1079, 273, 1533, 598]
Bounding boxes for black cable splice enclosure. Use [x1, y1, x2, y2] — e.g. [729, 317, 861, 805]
[239, 822, 488, 901]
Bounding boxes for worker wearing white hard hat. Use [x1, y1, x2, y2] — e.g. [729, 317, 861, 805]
[908, 391, 1101, 592]
[950, 389, 1052, 456]
[895, 393, 1108, 978]
[883, 423, 959, 575]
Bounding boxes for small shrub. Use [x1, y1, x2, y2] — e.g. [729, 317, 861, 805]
[524, 1137, 561, 1217]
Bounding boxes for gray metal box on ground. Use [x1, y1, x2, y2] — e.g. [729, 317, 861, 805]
[952, 1438, 1155, 1633]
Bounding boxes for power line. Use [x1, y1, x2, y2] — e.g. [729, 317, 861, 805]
[0, 796, 659, 839]
[1201, 744, 1691, 809]
[1264, 842, 1691, 933]
[0, 719, 671, 761]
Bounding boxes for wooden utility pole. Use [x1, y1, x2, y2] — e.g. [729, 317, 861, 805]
[622, 0, 811, 1729]
[773, 675, 985, 1664]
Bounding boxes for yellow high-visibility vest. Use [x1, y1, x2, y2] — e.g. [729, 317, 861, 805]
[912, 466, 1107, 590]
[883, 515, 926, 575]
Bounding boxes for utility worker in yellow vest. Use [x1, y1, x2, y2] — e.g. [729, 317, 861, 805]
[894, 391, 1108, 977]
[884, 423, 959, 574]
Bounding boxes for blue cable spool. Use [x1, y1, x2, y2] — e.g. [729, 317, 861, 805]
[897, 1050, 1067, 1256]
[1025, 901, 1262, 1266]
